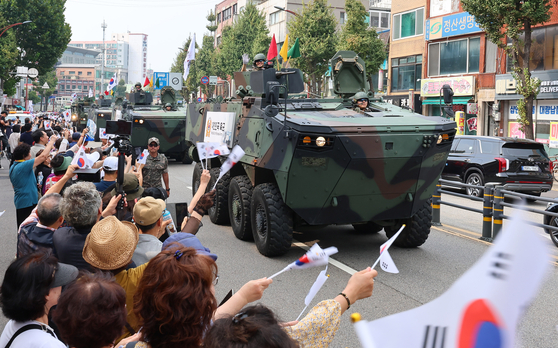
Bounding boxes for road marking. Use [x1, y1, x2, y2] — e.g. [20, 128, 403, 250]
[293, 241, 358, 275]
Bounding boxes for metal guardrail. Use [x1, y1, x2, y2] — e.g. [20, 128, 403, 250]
[432, 179, 558, 242]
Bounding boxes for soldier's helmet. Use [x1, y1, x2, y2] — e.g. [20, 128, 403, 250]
[165, 103, 172, 108]
[135, 82, 141, 88]
[353, 91, 369, 103]
[254, 53, 266, 64]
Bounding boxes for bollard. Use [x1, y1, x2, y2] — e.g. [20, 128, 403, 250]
[481, 183, 494, 242]
[431, 183, 442, 226]
[492, 186, 504, 238]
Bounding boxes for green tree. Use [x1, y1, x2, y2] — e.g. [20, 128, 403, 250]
[27, 90, 40, 104]
[115, 79, 127, 97]
[216, 2, 270, 78]
[462, 0, 553, 139]
[287, 0, 339, 96]
[0, 13, 19, 96]
[339, 0, 385, 90]
[196, 35, 218, 97]
[1, 0, 72, 97]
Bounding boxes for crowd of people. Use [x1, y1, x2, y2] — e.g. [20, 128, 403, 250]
[0, 114, 378, 347]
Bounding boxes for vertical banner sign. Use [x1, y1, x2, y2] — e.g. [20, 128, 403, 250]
[549, 122, 558, 148]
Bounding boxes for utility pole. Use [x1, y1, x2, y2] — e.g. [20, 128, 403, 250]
[101, 19, 107, 97]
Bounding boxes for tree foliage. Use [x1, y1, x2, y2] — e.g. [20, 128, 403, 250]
[1, 0, 72, 97]
[0, 12, 19, 96]
[196, 35, 218, 97]
[339, 0, 386, 89]
[170, 37, 199, 101]
[287, 0, 338, 96]
[462, 0, 553, 139]
[216, 2, 270, 78]
[115, 79, 127, 97]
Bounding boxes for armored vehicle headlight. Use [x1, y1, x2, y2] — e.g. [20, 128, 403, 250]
[316, 136, 326, 147]
[139, 119, 144, 124]
[437, 134, 443, 144]
[303, 136, 312, 144]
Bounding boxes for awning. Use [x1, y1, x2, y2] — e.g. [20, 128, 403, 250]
[421, 97, 472, 105]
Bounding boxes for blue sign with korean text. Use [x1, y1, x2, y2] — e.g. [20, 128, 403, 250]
[153, 72, 169, 90]
[426, 12, 481, 41]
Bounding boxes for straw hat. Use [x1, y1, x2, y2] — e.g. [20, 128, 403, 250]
[83, 216, 139, 270]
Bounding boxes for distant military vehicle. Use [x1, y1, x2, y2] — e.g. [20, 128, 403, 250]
[71, 97, 95, 132]
[88, 98, 113, 141]
[184, 51, 456, 257]
[121, 87, 191, 163]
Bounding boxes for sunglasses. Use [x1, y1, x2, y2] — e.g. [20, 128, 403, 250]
[255, 60, 264, 63]
[357, 99, 368, 103]
[148, 143, 159, 147]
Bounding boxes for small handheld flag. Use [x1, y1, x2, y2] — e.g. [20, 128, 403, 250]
[296, 267, 329, 321]
[370, 224, 405, 273]
[71, 146, 89, 168]
[268, 243, 338, 279]
[211, 145, 244, 190]
[99, 128, 108, 139]
[137, 149, 148, 165]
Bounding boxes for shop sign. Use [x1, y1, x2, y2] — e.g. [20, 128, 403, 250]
[508, 122, 526, 139]
[467, 103, 478, 114]
[467, 117, 477, 132]
[425, 12, 481, 41]
[549, 122, 558, 148]
[496, 71, 558, 100]
[421, 76, 475, 97]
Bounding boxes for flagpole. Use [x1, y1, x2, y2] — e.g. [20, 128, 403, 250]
[268, 266, 289, 279]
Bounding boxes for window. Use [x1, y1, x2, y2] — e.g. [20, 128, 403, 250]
[506, 26, 558, 72]
[454, 139, 475, 154]
[78, 85, 82, 89]
[233, 4, 237, 14]
[217, 12, 221, 23]
[60, 71, 65, 75]
[393, 8, 424, 40]
[223, 7, 232, 20]
[428, 37, 480, 76]
[87, 72, 92, 76]
[69, 71, 75, 75]
[216, 36, 222, 45]
[370, 11, 390, 30]
[72, 85, 76, 89]
[391, 55, 422, 92]
[340, 12, 347, 25]
[60, 85, 64, 90]
[270, 11, 280, 25]
[78, 71, 82, 75]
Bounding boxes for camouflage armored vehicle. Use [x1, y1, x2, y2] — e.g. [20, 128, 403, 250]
[71, 97, 95, 131]
[185, 51, 456, 257]
[122, 87, 191, 163]
[88, 98, 113, 141]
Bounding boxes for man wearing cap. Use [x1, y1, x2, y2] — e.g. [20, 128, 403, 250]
[30, 129, 49, 158]
[142, 137, 170, 196]
[95, 156, 118, 192]
[131, 197, 168, 265]
[68, 132, 81, 148]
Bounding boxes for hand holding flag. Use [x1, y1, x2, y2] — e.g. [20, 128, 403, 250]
[371, 224, 405, 273]
[137, 149, 148, 165]
[268, 243, 338, 279]
[211, 145, 245, 190]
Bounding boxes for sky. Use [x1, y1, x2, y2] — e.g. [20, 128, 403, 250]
[65, 0, 219, 72]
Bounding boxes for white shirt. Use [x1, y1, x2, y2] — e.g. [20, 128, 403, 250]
[0, 320, 65, 348]
[8, 133, 20, 153]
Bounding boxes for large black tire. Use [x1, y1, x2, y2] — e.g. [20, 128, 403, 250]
[192, 162, 203, 194]
[208, 168, 231, 225]
[385, 200, 432, 248]
[251, 183, 293, 257]
[352, 222, 383, 234]
[465, 172, 484, 197]
[228, 175, 253, 240]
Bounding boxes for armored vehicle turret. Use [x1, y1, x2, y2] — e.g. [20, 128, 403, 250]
[122, 89, 191, 163]
[88, 98, 113, 141]
[185, 51, 456, 257]
[71, 97, 95, 131]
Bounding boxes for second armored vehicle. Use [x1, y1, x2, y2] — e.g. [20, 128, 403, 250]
[185, 51, 456, 256]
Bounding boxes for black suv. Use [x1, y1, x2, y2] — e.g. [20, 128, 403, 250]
[442, 136, 553, 197]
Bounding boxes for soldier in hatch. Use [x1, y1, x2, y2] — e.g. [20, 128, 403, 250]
[353, 91, 372, 113]
[164, 103, 172, 111]
[241, 53, 266, 72]
[131, 82, 143, 93]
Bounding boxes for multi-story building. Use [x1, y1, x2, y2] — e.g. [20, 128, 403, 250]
[69, 39, 130, 82]
[214, 0, 245, 47]
[112, 32, 148, 85]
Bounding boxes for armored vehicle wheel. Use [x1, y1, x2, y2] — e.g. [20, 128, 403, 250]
[251, 183, 293, 257]
[352, 222, 383, 233]
[208, 168, 231, 225]
[228, 175, 253, 240]
[385, 200, 432, 248]
[182, 152, 193, 164]
[192, 162, 203, 194]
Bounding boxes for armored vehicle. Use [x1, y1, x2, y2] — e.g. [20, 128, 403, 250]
[88, 98, 113, 141]
[122, 87, 191, 163]
[71, 97, 95, 131]
[185, 51, 456, 257]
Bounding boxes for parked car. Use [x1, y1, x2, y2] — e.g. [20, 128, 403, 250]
[442, 135, 553, 197]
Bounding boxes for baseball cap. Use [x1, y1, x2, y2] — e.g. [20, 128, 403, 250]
[84, 134, 95, 142]
[148, 137, 159, 145]
[53, 156, 72, 172]
[162, 232, 218, 261]
[103, 156, 118, 171]
[72, 132, 81, 141]
[111, 173, 144, 201]
[133, 197, 166, 226]
[51, 262, 78, 288]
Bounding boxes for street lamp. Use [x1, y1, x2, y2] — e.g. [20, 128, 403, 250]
[273, 6, 300, 17]
[0, 21, 32, 38]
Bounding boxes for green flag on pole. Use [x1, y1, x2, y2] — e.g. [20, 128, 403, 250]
[287, 38, 301, 58]
[155, 78, 160, 88]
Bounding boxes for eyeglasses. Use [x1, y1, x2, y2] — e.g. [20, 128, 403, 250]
[148, 143, 158, 147]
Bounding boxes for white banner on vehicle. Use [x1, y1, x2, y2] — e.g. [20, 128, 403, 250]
[203, 111, 235, 147]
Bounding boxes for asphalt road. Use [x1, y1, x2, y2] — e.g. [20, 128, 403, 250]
[1, 159, 558, 347]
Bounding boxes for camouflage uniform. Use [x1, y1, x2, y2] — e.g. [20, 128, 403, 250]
[142, 153, 168, 189]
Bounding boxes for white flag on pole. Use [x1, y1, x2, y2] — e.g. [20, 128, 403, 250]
[353, 210, 550, 348]
[183, 33, 196, 81]
[211, 145, 244, 190]
[88, 88, 93, 98]
[371, 225, 405, 273]
[268, 243, 338, 279]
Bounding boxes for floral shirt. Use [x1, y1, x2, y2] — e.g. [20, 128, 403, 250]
[285, 299, 342, 348]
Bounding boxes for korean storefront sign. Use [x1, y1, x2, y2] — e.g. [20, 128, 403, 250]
[496, 71, 558, 100]
[425, 11, 482, 41]
[421, 76, 475, 97]
[549, 122, 558, 148]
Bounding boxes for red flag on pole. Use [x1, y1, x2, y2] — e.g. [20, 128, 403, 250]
[267, 34, 278, 61]
[143, 76, 150, 87]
